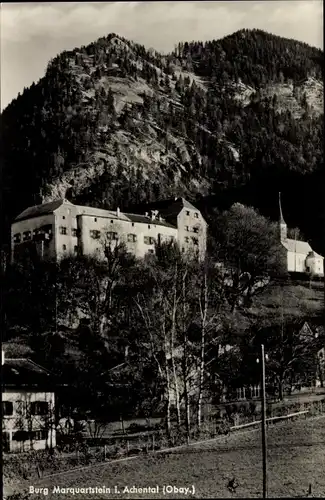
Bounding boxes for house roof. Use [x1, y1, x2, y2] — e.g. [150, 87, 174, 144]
[2, 358, 54, 387]
[15, 199, 72, 222]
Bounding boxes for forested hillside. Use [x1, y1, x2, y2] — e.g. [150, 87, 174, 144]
[1, 29, 324, 253]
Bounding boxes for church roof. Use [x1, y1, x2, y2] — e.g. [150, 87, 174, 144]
[282, 239, 323, 258]
[282, 238, 313, 254]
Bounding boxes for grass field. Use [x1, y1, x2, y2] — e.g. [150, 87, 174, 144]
[14, 415, 325, 499]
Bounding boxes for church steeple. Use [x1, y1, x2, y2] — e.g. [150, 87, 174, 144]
[279, 192, 287, 241]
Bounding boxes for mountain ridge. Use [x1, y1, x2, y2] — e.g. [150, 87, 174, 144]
[1, 29, 324, 253]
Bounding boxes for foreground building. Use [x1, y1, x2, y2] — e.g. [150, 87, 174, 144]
[2, 351, 56, 453]
[11, 197, 207, 262]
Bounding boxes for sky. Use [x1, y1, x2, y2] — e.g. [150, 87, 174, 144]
[1, 1, 323, 110]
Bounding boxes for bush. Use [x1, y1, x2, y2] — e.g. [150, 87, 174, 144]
[216, 419, 231, 435]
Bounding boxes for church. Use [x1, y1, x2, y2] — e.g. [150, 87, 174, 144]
[279, 194, 324, 277]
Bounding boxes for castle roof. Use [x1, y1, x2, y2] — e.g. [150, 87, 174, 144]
[130, 197, 205, 225]
[14, 199, 71, 222]
[75, 205, 130, 221]
[126, 213, 176, 229]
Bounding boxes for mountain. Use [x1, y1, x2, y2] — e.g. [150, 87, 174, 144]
[1, 29, 324, 253]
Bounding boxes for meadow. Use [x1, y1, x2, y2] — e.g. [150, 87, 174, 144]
[15, 415, 325, 499]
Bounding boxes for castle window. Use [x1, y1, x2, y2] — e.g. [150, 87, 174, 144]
[106, 231, 118, 240]
[185, 226, 189, 232]
[194, 213, 199, 219]
[94, 218, 97, 222]
[71, 228, 78, 237]
[144, 236, 155, 245]
[62, 216, 65, 220]
[148, 225, 151, 229]
[62, 244, 67, 251]
[192, 237, 199, 246]
[13, 233, 21, 244]
[90, 230, 101, 239]
[60, 227, 67, 235]
[111, 220, 114, 223]
[132, 223, 135, 227]
[186, 211, 190, 216]
[193, 226, 199, 234]
[23, 230, 31, 241]
[127, 234, 137, 243]
[185, 236, 189, 243]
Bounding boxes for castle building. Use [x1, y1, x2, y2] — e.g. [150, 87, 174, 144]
[279, 193, 323, 276]
[11, 198, 207, 263]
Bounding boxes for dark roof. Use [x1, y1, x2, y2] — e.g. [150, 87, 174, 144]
[130, 197, 199, 218]
[14, 199, 68, 222]
[126, 213, 176, 229]
[2, 358, 54, 387]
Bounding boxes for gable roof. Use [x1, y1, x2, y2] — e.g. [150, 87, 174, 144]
[2, 358, 54, 387]
[15, 199, 72, 222]
[282, 238, 313, 255]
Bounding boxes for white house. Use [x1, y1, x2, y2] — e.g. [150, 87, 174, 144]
[2, 351, 56, 453]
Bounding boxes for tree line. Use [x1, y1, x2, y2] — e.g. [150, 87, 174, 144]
[3, 204, 323, 438]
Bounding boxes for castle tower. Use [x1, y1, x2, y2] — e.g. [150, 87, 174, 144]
[279, 192, 287, 242]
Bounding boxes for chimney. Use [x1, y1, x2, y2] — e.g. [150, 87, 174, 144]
[151, 210, 156, 221]
[2, 350, 4, 366]
[117, 207, 120, 217]
[145, 212, 149, 218]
